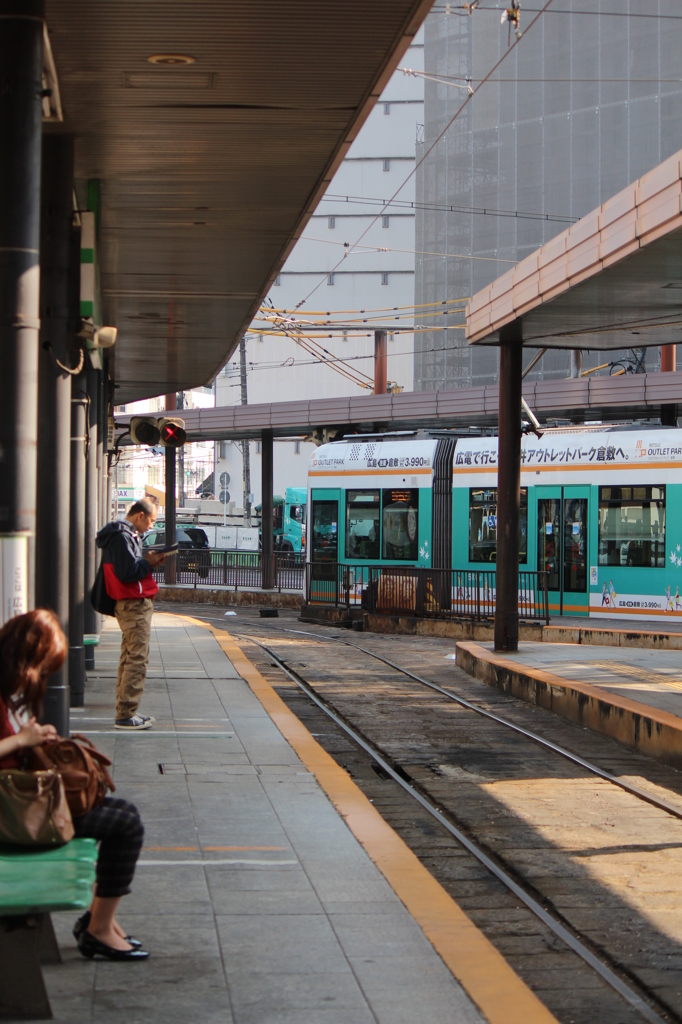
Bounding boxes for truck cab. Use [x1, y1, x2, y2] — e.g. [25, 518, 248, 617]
[258, 487, 307, 553]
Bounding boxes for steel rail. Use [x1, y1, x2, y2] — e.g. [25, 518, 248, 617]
[286, 628, 682, 824]
[239, 631, 667, 1024]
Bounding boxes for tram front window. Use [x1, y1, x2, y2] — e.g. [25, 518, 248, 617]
[598, 486, 665, 567]
[346, 490, 380, 560]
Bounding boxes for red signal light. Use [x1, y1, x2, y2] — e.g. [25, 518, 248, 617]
[158, 417, 186, 448]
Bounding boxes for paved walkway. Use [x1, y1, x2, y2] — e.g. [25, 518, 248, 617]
[483, 641, 682, 718]
[45, 613, 485, 1024]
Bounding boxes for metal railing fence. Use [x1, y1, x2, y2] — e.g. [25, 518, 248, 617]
[306, 562, 549, 623]
[152, 549, 305, 592]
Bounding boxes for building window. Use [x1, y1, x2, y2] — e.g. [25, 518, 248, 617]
[469, 488, 528, 564]
[294, 440, 301, 454]
[327, 273, 334, 286]
[328, 216, 335, 229]
[598, 486, 665, 567]
[346, 490, 380, 561]
[382, 215, 389, 228]
[274, 274, 281, 286]
[383, 102, 390, 115]
[381, 272, 388, 286]
[382, 159, 390, 172]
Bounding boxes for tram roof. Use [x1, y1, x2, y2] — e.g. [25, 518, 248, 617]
[45, 1, 431, 403]
[466, 150, 682, 352]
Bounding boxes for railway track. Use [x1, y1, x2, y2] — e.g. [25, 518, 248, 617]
[174, 606, 682, 1024]
[239, 629, 670, 1024]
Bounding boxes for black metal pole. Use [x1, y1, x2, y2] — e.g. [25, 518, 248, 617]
[99, 360, 108, 527]
[36, 133, 74, 735]
[83, 367, 99, 667]
[261, 430, 274, 589]
[69, 394, 87, 706]
[494, 326, 523, 653]
[164, 446, 177, 584]
[0, 1, 44, 624]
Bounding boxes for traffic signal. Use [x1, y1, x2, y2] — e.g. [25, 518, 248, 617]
[130, 417, 161, 446]
[158, 417, 187, 447]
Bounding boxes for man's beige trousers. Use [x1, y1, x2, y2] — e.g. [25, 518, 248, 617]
[114, 598, 154, 720]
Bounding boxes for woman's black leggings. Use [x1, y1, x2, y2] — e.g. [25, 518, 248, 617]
[73, 797, 144, 898]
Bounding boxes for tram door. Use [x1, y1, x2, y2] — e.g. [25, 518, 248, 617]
[536, 486, 589, 616]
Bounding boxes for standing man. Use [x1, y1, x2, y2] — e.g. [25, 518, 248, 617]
[96, 499, 170, 730]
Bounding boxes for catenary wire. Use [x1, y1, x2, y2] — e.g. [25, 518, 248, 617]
[291, 0, 556, 312]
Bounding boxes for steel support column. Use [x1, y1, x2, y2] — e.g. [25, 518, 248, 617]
[69, 395, 87, 706]
[494, 327, 523, 653]
[36, 133, 74, 735]
[164, 393, 176, 584]
[661, 344, 677, 426]
[83, 367, 99, 667]
[261, 430, 274, 589]
[0, 1, 44, 623]
[374, 330, 387, 395]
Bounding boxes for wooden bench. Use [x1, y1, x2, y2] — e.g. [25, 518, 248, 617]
[0, 839, 97, 1020]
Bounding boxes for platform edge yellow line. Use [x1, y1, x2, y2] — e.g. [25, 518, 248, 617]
[179, 613, 557, 1024]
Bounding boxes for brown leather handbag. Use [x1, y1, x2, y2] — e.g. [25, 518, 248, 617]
[0, 768, 75, 846]
[27, 734, 115, 817]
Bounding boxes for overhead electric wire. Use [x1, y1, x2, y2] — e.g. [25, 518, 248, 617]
[431, 3, 682, 17]
[320, 192, 573, 224]
[261, 297, 469, 316]
[292, 0, 556, 312]
[296, 236, 517, 264]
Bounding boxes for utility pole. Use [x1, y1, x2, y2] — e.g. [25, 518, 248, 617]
[240, 336, 251, 524]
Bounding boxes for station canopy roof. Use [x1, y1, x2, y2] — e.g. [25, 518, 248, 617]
[45, 1, 431, 403]
[466, 150, 682, 352]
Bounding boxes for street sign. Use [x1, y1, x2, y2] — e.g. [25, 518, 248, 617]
[219, 471, 230, 486]
[219, 490, 230, 504]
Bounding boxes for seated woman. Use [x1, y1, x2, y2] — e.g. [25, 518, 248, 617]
[0, 609, 148, 961]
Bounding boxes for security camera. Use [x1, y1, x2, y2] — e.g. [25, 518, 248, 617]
[93, 326, 117, 348]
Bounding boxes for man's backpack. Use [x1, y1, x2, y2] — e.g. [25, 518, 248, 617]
[91, 561, 116, 617]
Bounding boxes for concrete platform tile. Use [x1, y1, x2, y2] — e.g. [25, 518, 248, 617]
[348, 955, 484, 1024]
[227, 969, 374, 1024]
[205, 865, 314, 892]
[216, 913, 352, 976]
[208, 887, 324, 916]
[329, 907, 432, 958]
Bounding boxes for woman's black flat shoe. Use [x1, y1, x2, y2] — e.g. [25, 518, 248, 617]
[78, 930, 149, 961]
[73, 912, 142, 949]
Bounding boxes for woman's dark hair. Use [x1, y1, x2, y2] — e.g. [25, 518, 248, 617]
[0, 609, 68, 716]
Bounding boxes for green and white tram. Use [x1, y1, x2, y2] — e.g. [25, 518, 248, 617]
[307, 427, 682, 622]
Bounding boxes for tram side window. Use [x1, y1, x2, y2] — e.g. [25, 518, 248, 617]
[346, 490, 380, 560]
[382, 489, 419, 560]
[469, 488, 528, 563]
[598, 486, 665, 567]
[312, 500, 338, 562]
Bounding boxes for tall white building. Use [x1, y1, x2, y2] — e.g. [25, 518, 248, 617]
[215, 32, 425, 508]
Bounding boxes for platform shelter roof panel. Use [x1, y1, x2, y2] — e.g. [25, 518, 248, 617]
[466, 150, 682, 351]
[45, 0, 432, 402]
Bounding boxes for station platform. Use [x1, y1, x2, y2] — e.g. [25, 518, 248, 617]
[457, 637, 682, 770]
[43, 612, 553, 1024]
